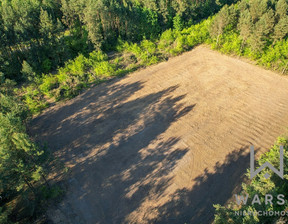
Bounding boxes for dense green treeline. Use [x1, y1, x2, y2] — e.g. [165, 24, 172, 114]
[0, 84, 65, 223]
[19, 19, 211, 114]
[0, 0, 236, 81]
[1, 0, 287, 113]
[209, 0, 288, 72]
[60, 0, 235, 47]
[0, 0, 88, 81]
[19, 0, 288, 115]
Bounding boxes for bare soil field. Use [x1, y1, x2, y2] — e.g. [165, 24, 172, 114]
[30, 46, 288, 224]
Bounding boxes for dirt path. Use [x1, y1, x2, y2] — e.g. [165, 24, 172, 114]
[30, 46, 288, 224]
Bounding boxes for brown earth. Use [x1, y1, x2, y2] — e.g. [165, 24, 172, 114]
[30, 46, 288, 224]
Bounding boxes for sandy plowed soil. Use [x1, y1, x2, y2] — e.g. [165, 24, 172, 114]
[30, 46, 288, 224]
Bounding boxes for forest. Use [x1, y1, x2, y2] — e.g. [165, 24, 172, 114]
[0, 0, 288, 223]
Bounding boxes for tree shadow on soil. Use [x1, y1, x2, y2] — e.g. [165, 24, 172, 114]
[30, 76, 258, 224]
[30, 77, 197, 223]
[152, 146, 260, 224]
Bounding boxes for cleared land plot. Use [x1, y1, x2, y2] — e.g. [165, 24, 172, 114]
[30, 46, 288, 224]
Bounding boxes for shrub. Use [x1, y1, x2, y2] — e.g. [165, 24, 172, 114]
[93, 61, 115, 77]
[260, 39, 288, 73]
[173, 14, 184, 31]
[127, 43, 142, 59]
[181, 18, 211, 48]
[116, 40, 131, 53]
[88, 51, 108, 64]
[22, 86, 48, 114]
[0, 93, 29, 120]
[145, 55, 160, 65]
[141, 40, 157, 55]
[65, 54, 89, 77]
[170, 35, 188, 55]
[220, 32, 243, 55]
[21, 61, 36, 81]
[158, 29, 176, 50]
[39, 74, 59, 97]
